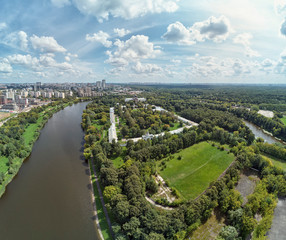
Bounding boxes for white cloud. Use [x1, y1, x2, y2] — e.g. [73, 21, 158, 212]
[51, 0, 70, 7]
[86, 31, 112, 48]
[52, 0, 178, 21]
[162, 16, 232, 45]
[171, 59, 181, 64]
[114, 28, 131, 37]
[0, 22, 7, 31]
[275, 0, 286, 15]
[3, 31, 29, 51]
[162, 21, 195, 45]
[30, 35, 67, 53]
[0, 60, 12, 73]
[18, 31, 28, 51]
[105, 35, 160, 67]
[280, 18, 286, 36]
[132, 61, 162, 73]
[192, 15, 232, 42]
[8, 54, 40, 70]
[233, 33, 260, 57]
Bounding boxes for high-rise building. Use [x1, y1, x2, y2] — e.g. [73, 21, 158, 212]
[0, 95, 7, 105]
[36, 82, 41, 90]
[96, 81, 101, 89]
[102, 79, 106, 89]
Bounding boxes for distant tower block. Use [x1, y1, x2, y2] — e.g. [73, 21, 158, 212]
[96, 81, 101, 89]
[36, 82, 41, 90]
[102, 79, 106, 89]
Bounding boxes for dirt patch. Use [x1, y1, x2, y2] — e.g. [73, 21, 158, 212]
[152, 174, 176, 203]
[0, 112, 10, 120]
[267, 198, 286, 240]
[191, 209, 226, 240]
[258, 110, 274, 118]
[236, 169, 259, 205]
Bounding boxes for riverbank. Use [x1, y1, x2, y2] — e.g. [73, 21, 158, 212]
[0, 100, 77, 198]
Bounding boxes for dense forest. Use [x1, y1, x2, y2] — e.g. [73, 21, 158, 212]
[82, 88, 286, 240]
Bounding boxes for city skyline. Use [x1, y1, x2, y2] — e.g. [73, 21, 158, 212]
[0, 0, 286, 84]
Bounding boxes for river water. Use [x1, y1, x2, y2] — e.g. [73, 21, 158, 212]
[0, 102, 99, 240]
[243, 120, 282, 145]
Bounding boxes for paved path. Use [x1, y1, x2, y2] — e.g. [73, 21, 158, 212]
[90, 161, 115, 239]
[145, 196, 173, 211]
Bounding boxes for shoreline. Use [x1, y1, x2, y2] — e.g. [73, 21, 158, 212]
[0, 102, 75, 199]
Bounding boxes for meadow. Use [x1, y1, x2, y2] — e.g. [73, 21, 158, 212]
[158, 142, 234, 199]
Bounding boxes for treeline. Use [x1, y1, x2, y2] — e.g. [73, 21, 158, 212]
[181, 108, 255, 145]
[231, 108, 286, 142]
[256, 142, 286, 161]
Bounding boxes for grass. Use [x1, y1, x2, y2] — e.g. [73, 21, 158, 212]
[280, 116, 286, 126]
[0, 156, 9, 174]
[111, 147, 126, 168]
[158, 142, 234, 200]
[22, 116, 43, 146]
[169, 122, 182, 131]
[190, 210, 225, 240]
[89, 161, 113, 240]
[262, 154, 286, 171]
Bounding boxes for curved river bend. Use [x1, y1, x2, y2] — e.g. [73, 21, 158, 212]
[0, 102, 99, 240]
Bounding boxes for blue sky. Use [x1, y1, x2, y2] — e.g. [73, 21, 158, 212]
[0, 0, 286, 84]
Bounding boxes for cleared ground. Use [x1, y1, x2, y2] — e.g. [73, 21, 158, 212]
[267, 198, 286, 240]
[0, 112, 10, 120]
[190, 210, 225, 240]
[158, 142, 234, 199]
[258, 110, 274, 118]
[236, 169, 259, 205]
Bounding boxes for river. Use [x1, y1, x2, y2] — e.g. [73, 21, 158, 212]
[243, 120, 283, 145]
[0, 102, 99, 240]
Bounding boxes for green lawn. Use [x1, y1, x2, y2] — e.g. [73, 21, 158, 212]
[0, 156, 9, 174]
[262, 154, 286, 171]
[22, 116, 43, 146]
[169, 122, 182, 131]
[280, 116, 286, 126]
[158, 142, 234, 199]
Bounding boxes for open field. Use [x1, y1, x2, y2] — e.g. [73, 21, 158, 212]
[190, 210, 225, 240]
[22, 116, 43, 146]
[262, 154, 286, 171]
[236, 169, 259, 205]
[158, 142, 234, 199]
[0, 112, 10, 120]
[280, 116, 286, 126]
[258, 110, 274, 118]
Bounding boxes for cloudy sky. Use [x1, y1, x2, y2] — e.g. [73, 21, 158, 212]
[0, 0, 286, 84]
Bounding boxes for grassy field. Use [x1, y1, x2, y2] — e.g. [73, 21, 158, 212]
[280, 116, 286, 126]
[22, 116, 43, 146]
[158, 142, 234, 199]
[262, 154, 286, 171]
[89, 161, 113, 240]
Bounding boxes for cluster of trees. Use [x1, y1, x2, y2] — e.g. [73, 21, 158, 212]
[231, 108, 286, 142]
[82, 92, 286, 239]
[116, 104, 179, 139]
[256, 142, 286, 160]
